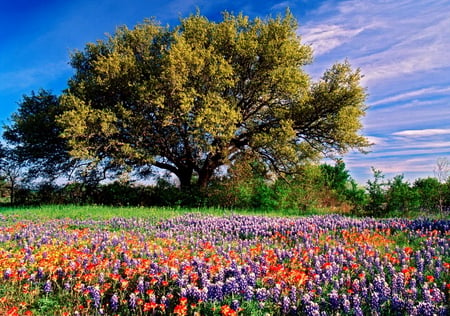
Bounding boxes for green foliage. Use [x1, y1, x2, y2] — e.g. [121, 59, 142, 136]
[413, 177, 441, 212]
[2, 89, 74, 181]
[365, 168, 387, 216]
[206, 161, 355, 213]
[385, 175, 420, 215]
[320, 160, 350, 194]
[364, 168, 450, 218]
[58, 11, 369, 190]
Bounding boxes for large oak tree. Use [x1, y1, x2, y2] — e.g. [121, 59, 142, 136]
[59, 11, 370, 189]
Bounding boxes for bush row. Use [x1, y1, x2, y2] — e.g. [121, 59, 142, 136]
[3, 163, 449, 217]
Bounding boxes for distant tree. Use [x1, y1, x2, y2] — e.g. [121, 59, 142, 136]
[3, 89, 75, 182]
[385, 175, 419, 215]
[58, 11, 370, 190]
[434, 157, 449, 214]
[434, 157, 449, 183]
[413, 177, 441, 212]
[320, 159, 350, 195]
[0, 145, 24, 204]
[320, 160, 366, 211]
[0, 145, 6, 199]
[366, 168, 387, 216]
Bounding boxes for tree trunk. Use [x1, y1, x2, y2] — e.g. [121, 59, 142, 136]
[177, 167, 193, 191]
[9, 177, 15, 206]
[197, 159, 221, 189]
[197, 169, 213, 189]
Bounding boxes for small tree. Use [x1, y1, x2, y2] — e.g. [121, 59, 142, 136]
[320, 159, 350, 197]
[320, 160, 366, 212]
[0, 146, 24, 205]
[434, 157, 449, 215]
[365, 168, 387, 216]
[385, 175, 420, 215]
[413, 177, 441, 213]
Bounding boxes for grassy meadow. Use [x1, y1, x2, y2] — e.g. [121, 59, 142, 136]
[0, 205, 448, 315]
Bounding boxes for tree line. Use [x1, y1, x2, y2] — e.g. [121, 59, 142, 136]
[1, 11, 447, 216]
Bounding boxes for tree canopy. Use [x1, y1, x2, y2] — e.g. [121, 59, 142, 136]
[58, 11, 370, 189]
[3, 89, 75, 182]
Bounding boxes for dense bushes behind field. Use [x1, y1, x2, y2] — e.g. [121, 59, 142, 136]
[3, 162, 450, 217]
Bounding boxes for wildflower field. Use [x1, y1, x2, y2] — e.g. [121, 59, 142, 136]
[0, 208, 449, 315]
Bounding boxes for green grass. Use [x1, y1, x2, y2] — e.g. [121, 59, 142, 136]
[0, 204, 203, 221]
[0, 204, 314, 221]
[0, 204, 448, 221]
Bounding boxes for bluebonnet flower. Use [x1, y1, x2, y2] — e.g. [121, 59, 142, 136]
[328, 289, 339, 309]
[243, 285, 254, 300]
[304, 301, 320, 316]
[136, 276, 145, 294]
[230, 299, 240, 311]
[281, 295, 291, 314]
[237, 274, 247, 292]
[392, 272, 404, 294]
[37, 266, 45, 279]
[43, 280, 52, 293]
[177, 275, 189, 287]
[373, 275, 390, 302]
[88, 285, 101, 309]
[199, 272, 209, 288]
[207, 282, 223, 301]
[408, 278, 418, 300]
[271, 282, 282, 302]
[128, 293, 137, 309]
[98, 272, 104, 284]
[415, 301, 437, 316]
[247, 272, 256, 287]
[371, 291, 380, 311]
[289, 285, 297, 303]
[351, 278, 360, 293]
[255, 287, 269, 301]
[430, 286, 444, 303]
[3, 268, 11, 279]
[422, 283, 432, 302]
[180, 287, 187, 298]
[159, 295, 169, 308]
[64, 282, 71, 291]
[341, 294, 351, 314]
[199, 287, 208, 301]
[110, 293, 119, 312]
[55, 267, 64, 279]
[223, 277, 239, 295]
[437, 305, 448, 316]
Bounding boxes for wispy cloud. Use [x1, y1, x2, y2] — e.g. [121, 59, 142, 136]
[270, 1, 292, 11]
[365, 136, 385, 146]
[369, 86, 450, 107]
[301, 24, 369, 56]
[300, 0, 450, 85]
[392, 129, 450, 137]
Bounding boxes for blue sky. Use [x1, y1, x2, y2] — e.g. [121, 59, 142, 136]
[1, 0, 449, 184]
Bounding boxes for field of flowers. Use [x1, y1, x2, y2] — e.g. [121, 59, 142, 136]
[0, 212, 449, 315]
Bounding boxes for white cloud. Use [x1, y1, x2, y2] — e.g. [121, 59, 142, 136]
[369, 86, 450, 107]
[392, 129, 450, 137]
[270, 1, 291, 11]
[301, 24, 368, 56]
[299, 0, 450, 183]
[365, 135, 385, 146]
[369, 159, 436, 174]
[300, 0, 450, 85]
